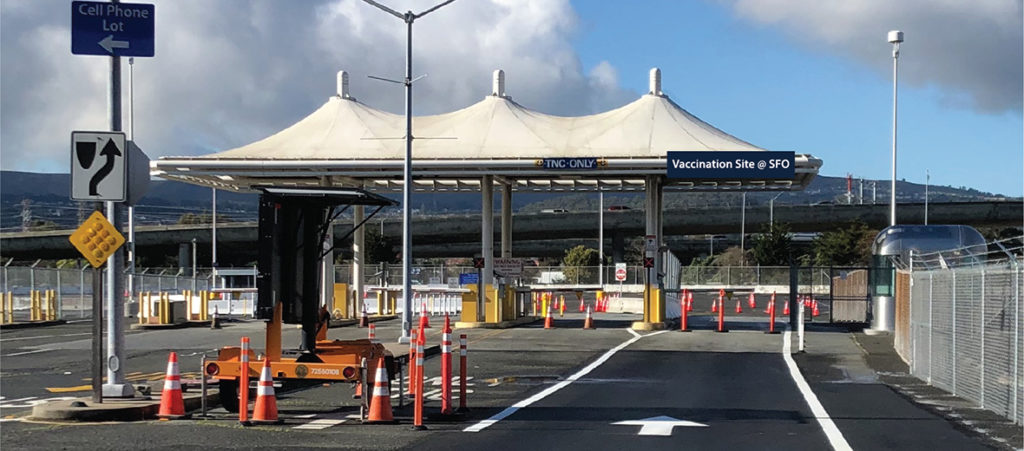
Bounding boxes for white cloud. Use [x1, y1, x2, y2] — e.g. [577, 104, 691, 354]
[0, 0, 635, 172]
[721, 0, 1023, 114]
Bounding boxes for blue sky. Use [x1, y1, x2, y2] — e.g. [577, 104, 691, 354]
[571, 1, 1022, 196]
[1, 0, 1021, 196]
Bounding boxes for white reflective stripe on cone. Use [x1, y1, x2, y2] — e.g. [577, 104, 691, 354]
[442, 345, 450, 353]
[166, 362, 179, 375]
[164, 379, 181, 390]
[375, 367, 388, 383]
[261, 367, 272, 381]
[373, 385, 389, 397]
[416, 356, 423, 366]
[257, 384, 275, 396]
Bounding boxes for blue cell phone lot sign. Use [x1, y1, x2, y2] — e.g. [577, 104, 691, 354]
[667, 151, 795, 179]
[72, 1, 154, 57]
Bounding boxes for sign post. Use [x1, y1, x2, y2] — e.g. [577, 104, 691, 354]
[614, 262, 627, 298]
[71, 0, 154, 399]
[69, 211, 125, 403]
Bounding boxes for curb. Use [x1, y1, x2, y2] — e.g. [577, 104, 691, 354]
[28, 391, 218, 422]
[455, 316, 540, 329]
[329, 315, 397, 328]
[0, 320, 67, 330]
[130, 320, 212, 330]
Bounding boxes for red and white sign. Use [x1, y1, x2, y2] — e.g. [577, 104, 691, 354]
[614, 263, 627, 282]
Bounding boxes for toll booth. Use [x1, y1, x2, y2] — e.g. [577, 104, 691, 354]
[255, 187, 396, 354]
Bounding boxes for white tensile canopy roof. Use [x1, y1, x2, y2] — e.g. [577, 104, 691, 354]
[153, 68, 821, 193]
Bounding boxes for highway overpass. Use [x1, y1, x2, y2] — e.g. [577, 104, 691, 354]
[1, 201, 1020, 264]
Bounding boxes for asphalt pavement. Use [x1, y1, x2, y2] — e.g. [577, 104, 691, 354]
[0, 311, 1009, 450]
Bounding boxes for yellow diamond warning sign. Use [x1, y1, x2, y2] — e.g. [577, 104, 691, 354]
[69, 211, 125, 268]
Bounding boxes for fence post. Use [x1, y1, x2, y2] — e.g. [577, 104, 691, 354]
[1014, 267, 1020, 424]
[951, 271, 957, 396]
[80, 266, 87, 319]
[56, 269, 62, 320]
[928, 272, 933, 384]
[979, 269, 985, 409]
[726, 267, 731, 286]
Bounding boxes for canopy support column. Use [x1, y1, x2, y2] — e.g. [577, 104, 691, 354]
[352, 205, 364, 318]
[634, 175, 666, 330]
[481, 175, 494, 322]
[321, 221, 333, 314]
[501, 182, 512, 258]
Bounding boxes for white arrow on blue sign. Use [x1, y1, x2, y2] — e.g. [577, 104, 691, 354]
[71, 1, 154, 57]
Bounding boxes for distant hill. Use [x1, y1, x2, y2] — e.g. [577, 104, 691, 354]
[1, 170, 1014, 231]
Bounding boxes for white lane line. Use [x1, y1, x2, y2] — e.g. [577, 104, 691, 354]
[465, 328, 648, 433]
[0, 333, 91, 342]
[293, 419, 345, 430]
[627, 328, 641, 338]
[3, 349, 54, 357]
[782, 328, 852, 451]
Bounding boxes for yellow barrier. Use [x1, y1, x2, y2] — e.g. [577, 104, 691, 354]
[2, 291, 9, 324]
[29, 291, 39, 322]
[46, 290, 56, 321]
[183, 290, 192, 320]
[161, 292, 171, 324]
[200, 290, 209, 321]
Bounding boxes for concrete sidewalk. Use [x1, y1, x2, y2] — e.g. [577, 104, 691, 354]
[795, 326, 1022, 450]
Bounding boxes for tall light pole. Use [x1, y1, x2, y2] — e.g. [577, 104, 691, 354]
[888, 30, 904, 226]
[598, 191, 604, 286]
[739, 192, 746, 265]
[363, 0, 455, 343]
[127, 57, 135, 299]
[769, 192, 783, 225]
[925, 169, 929, 225]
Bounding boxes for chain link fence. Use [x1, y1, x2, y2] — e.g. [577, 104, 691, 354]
[907, 240, 1023, 424]
[0, 266, 210, 321]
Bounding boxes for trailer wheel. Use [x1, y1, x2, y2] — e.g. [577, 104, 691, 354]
[219, 379, 240, 413]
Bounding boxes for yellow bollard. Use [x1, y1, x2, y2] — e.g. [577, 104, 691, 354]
[161, 293, 171, 324]
[200, 291, 209, 321]
[30, 291, 38, 322]
[1, 292, 7, 324]
[138, 292, 145, 324]
[45, 290, 55, 321]
[186, 290, 194, 321]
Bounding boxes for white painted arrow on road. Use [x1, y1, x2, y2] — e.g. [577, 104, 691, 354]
[99, 35, 130, 53]
[612, 415, 708, 436]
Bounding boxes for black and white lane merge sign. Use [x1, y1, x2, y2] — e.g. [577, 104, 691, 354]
[71, 131, 126, 201]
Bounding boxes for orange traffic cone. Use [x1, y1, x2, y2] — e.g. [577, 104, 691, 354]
[578, 296, 585, 313]
[419, 301, 431, 329]
[812, 300, 820, 317]
[784, 299, 790, 315]
[365, 357, 396, 423]
[157, 352, 188, 419]
[686, 291, 693, 312]
[735, 298, 743, 314]
[711, 298, 718, 313]
[583, 306, 595, 330]
[250, 357, 281, 424]
[407, 329, 418, 399]
[748, 293, 756, 309]
[544, 304, 553, 329]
